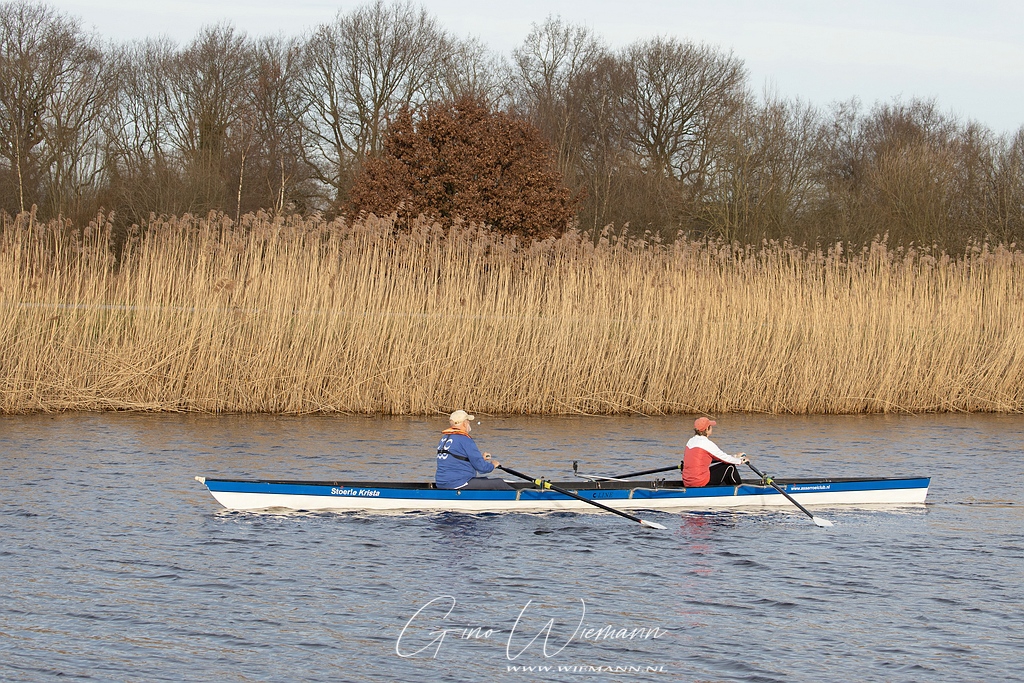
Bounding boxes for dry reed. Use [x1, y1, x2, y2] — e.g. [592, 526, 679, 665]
[2, 211, 1023, 415]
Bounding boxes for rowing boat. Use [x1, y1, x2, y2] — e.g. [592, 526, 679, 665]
[194, 475, 929, 513]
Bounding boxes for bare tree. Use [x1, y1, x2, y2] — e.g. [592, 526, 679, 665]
[706, 94, 824, 243]
[245, 35, 313, 216]
[299, 0, 448, 204]
[621, 37, 746, 195]
[817, 98, 964, 246]
[165, 24, 254, 211]
[103, 38, 181, 221]
[41, 33, 107, 221]
[568, 53, 636, 236]
[510, 16, 605, 179]
[0, 1, 102, 218]
[105, 31, 312, 226]
[436, 36, 506, 107]
[988, 127, 1024, 245]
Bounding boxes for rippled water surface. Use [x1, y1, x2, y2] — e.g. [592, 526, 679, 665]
[2, 413, 1023, 682]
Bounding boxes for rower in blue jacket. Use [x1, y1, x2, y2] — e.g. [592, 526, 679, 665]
[435, 410, 512, 490]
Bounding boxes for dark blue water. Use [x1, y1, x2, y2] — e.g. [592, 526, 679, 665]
[1, 413, 1022, 682]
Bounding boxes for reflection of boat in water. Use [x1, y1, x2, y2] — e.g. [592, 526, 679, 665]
[194, 475, 929, 513]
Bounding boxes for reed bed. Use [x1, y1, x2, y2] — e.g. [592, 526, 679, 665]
[2, 211, 1023, 415]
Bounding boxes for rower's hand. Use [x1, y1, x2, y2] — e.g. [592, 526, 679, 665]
[483, 453, 501, 468]
[738, 453, 749, 464]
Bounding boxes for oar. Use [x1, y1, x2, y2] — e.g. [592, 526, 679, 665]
[609, 461, 682, 480]
[747, 461, 834, 528]
[571, 460, 681, 480]
[497, 465, 667, 530]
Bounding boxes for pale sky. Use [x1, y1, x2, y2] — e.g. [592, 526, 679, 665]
[55, 0, 1024, 134]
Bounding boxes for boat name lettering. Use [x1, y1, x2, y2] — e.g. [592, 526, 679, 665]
[789, 484, 831, 492]
[330, 487, 381, 497]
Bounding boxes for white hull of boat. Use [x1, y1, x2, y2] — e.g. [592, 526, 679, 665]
[200, 478, 929, 513]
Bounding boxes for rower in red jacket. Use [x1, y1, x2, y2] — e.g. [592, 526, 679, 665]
[683, 417, 748, 487]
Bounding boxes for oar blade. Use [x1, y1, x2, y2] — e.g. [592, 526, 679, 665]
[747, 460, 835, 529]
[640, 519, 667, 530]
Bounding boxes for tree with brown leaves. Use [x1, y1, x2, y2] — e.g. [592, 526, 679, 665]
[349, 98, 577, 239]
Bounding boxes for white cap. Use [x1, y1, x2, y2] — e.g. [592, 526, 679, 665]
[449, 409, 475, 424]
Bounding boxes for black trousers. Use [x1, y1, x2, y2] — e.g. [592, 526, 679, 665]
[707, 461, 742, 486]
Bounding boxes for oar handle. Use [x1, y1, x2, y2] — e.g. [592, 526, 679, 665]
[746, 461, 771, 482]
[498, 465, 545, 486]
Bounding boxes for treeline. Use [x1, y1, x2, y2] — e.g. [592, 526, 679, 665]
[2, 0, 1023, 251]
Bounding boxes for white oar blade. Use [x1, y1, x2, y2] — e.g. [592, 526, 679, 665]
[812, 516, 834, 527]
[640, 520, 667, 530]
